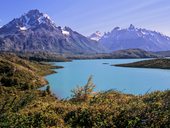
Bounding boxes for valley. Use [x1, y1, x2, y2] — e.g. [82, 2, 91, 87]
[0, 7, 170, 127]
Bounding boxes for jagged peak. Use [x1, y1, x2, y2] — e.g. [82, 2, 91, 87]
[0, 9, 57, 33]
[63, 26, 72, 31]
[128, 24, 135, 30]
[88, 31, 103, 41]
[95, 30, 101, 34]
[22, 9, 52, 22]
[26, 9, 41, 15]
[113, 27, 121, 30]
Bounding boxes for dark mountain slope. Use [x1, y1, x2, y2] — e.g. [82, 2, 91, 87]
[0, 10, 105, 54]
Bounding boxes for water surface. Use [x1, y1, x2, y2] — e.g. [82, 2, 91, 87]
[45, 59, 170, 98]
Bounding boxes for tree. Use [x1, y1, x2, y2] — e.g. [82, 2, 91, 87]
[46, 85, 51, 94]
[71, 75, 95, 101]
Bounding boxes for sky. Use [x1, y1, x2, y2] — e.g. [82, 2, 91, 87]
[0, 0, 170, 36]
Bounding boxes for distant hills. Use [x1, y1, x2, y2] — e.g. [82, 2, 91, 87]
[154, 51, 170, 57]
[0, 9, 170, 54]
[110, 48, 159, 58]
[67, 48, 160, 59]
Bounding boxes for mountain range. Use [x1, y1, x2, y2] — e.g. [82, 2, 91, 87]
[0, 10, 104, 54]
[98, 24, 170, 51]
[0, 9, 170, 54]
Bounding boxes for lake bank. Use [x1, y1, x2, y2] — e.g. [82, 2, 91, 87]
[114, 58, 170, 70]
[45, 59, 170, 98]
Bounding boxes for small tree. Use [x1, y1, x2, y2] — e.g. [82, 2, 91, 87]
[46, 85, 51, 95]
[71, 75, 95, 101]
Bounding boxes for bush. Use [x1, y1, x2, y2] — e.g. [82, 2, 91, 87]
[71, 75, 95, 101]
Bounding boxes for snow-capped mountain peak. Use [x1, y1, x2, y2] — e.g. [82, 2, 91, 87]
[0, 9, 56, 34]
[0, 9, 105, 53]
[128, 24, 136, 30]
[99, 24, 170, 51]
[88, 31, 103, 41]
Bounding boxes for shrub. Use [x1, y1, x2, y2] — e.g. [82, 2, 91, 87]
[71, 75, 95, 101]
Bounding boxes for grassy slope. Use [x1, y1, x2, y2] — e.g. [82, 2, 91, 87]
[0, 53, 63, 90]
[114, 59, 170, 69]
[0, 54, 170, 127]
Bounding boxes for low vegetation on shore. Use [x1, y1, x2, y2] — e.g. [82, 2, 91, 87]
[114, 58, 170, 69]
[0, 53, 63, 90]
[0, 54, 170, 127]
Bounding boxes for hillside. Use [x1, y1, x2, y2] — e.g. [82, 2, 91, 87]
[0, 51, 71, 62]
[0, 54, 170, 127]
[110, 48, 160, 58]
[154, 51, 170, 57]
[114, 58, 170, 69]
[67, 49, 160, 59]
[0, 53, 63, 89]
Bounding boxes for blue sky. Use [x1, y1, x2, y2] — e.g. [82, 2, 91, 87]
[0, 0, 170, 36]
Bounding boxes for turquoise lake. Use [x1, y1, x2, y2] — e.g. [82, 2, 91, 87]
[45, 59, 170, 98]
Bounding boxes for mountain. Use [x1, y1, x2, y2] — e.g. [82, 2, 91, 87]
[88, 31, 103, 41]
[0, 9, 104, 54]
[99, 24, 170, 52]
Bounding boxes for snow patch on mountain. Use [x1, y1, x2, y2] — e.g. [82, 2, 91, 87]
[38, 16, 46, 24]
[62, 29, 70, 36]
[0, 9, 105, 53]
[99, 24, 170, 51]
[43, 13, 51, 20]
[88, 31, 103, 41]
[19, 26, 27, 31]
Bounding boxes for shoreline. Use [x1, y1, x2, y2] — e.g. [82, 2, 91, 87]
[114, 58, 170, 70]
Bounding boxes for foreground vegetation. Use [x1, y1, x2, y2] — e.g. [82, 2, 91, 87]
[0, 54, 170, 127]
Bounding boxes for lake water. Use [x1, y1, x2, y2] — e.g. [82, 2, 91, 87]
[45, 59, 170, 98]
